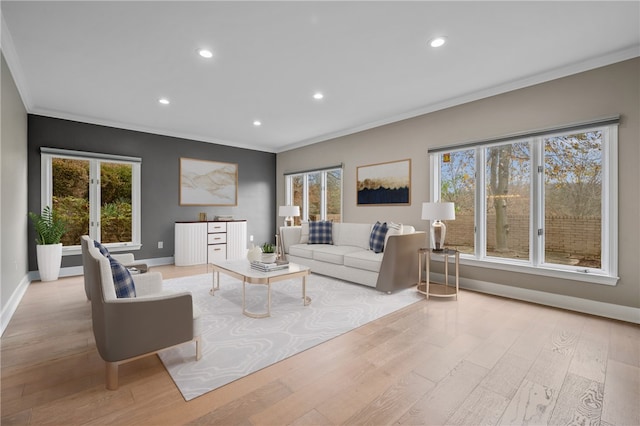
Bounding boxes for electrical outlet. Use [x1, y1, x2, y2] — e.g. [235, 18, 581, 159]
[158, 241, 163, 249]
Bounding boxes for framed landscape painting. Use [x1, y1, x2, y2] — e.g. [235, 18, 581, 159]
[357, 159, 411, 205]
[180, 158, 238, 206]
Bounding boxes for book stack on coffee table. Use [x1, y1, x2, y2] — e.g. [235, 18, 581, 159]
[250, 259, 290, 272]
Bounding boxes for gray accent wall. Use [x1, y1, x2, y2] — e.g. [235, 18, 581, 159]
[276, 58, 640, 310]
[28, 115, 276, 270]
[1, 53, 29, 317]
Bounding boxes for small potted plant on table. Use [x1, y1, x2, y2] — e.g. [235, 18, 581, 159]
[261, 242, 277, 263]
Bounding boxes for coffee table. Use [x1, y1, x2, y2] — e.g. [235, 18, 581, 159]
[209, 259, 311, 318]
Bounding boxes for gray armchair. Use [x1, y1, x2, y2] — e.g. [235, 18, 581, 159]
[84, 239, 201, 390]
[81, 236, 148, 300]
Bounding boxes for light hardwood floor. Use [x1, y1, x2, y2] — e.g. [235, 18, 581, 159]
[1, 265, 639, 425]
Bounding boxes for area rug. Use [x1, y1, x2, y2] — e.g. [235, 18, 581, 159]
[158, 273, 423, 401]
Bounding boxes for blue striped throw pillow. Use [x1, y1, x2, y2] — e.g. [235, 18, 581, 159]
[93, 240, 111, 257]
[308, 221, 333, 244]
[109, 256, 137, 298]
[369, 221, 389, 253]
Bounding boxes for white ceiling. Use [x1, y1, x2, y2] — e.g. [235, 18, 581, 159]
[2, 1, 639, 153]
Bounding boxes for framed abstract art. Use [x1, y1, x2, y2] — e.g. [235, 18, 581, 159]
[179, 158, 238, 206]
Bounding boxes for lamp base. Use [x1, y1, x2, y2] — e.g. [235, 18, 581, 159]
[430, 220, 447, 251]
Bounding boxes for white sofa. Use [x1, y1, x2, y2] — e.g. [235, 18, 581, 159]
[280, 222, 425, 293]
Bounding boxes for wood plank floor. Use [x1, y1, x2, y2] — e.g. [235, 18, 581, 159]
[2, 265, 639, 425]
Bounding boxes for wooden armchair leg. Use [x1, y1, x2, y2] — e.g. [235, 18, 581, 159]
[106, 362, 119, 390]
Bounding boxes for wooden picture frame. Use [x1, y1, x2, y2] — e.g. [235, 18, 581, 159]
[357, 159, 411, 205]
[179, 158, 238, 206]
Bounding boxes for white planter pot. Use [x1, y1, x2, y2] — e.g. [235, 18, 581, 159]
[36, 243, 62, 281]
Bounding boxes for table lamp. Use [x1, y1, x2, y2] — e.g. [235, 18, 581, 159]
[279, 205, 300, 227]
[421, 202, 455, 251]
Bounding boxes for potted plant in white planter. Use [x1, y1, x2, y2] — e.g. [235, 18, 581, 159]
[261, 242, 277, 263]
[28, 206, 66, 281]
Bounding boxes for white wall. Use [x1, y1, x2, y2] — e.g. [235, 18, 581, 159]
[1, 52, 29, 333]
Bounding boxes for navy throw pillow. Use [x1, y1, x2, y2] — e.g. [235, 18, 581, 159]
[308, 221, 333, 244]
[369, 221, 388, 253]
[109, 256, 136, 298]
[93, 240, 111, 257]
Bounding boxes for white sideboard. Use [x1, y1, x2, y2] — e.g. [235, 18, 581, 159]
[175, 220, 247, 266]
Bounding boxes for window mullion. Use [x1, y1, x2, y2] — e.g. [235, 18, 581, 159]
[89, 160, 100, 240]
[303, 174, 309, 222]
[41, 154, 53, 209]
[603, 126, 618, 277]
[532, 138, 543, 266]
[320, 172, 327, 220]
[475, 147, 486, 259]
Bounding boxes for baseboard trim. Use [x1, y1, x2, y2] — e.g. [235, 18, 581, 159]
[430, 273, 640, 324]
[1, 274, 31, 336]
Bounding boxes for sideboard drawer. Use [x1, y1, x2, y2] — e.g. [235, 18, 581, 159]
[208, 222, 227, 233]
[208, 233, 227, 244]
[208, 244, 227, 261]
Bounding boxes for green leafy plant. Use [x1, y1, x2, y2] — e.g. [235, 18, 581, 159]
[261, 242, 275, 253]
[28, 206, 66, 245]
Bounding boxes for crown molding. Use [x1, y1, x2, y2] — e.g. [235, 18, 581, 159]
[277, 45, 640, 153]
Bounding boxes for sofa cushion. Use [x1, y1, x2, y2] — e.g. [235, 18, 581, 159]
[109, 256, 136, 298]
[344, 250, 383, 273]
[289, 243, 315, 259]
[309, 220, 333, 244]
[300, 221, 309, 243]
[369, 221, 388, 253]
[312, 245, 363, 265]
[333, 223, 372, 249]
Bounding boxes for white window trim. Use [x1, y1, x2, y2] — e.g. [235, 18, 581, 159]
[41, 148, 142, 256]
[285, 167, 343, 222]
[429, 123, 619, 286]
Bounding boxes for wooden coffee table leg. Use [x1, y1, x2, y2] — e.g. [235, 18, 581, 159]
[302, 274, 311, 306]
[243, 281, 271, 319]
[210, 270, 220, 296]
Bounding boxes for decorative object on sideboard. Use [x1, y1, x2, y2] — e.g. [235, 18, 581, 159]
[28, 206, 67, 281]
[199, 212, 207, 221]
[421, 202, 455, 251]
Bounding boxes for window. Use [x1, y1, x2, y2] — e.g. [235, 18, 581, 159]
[285, 167, 342, 224]
[430, 119, 618, 285]
[41, 148, 141, 255]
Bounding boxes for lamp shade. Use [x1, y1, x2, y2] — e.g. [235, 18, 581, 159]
[421, 202, 455, 221]
[279, 205, 300, 217]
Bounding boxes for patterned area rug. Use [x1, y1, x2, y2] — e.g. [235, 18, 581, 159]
[158, 272, 422, 401]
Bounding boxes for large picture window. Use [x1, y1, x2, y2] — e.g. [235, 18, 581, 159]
[285, 166, 342, 224]
[41, 148, 141, 255]
[430, 119, 618, 285]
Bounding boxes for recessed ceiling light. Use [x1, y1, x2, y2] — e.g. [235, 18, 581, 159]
[198, 48, 213, 59]
[429, 36, 447, 48]
[313, 92, 324, 100]
[253, 120, 262, 127]
[158, 98, 170, 105]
